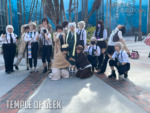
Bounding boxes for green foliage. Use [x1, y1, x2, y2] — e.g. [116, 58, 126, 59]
[86, 26, 95, 43]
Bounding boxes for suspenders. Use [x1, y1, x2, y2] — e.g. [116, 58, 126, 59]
[78, 30, 84, 40]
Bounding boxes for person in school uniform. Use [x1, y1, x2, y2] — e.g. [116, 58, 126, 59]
[48, 44, 70, 80]
[38, 18, 52, 33]
[85, 37, 100, 72]
[98, 25, 130, 74]
[14, 24, 30, 70]
[76, 21, 87, 48]
[0, 25, 18, 74]
[39, 27, 53, 73]
[74, 45, 92, 79]
[66, 22, 78, 72]
[62, 20, 69, 36]
[108, 42, 130, 79]
[93, 20, 107, 69]
[24, 22, 39, 73]
[53, 25, 65, 56]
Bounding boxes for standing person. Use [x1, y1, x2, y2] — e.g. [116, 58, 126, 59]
[49, 44, 70, 81]
[14, 24, 30, 70]
[62, 20, 69, 35]
[24, 22, 39, 73]
[85, 37, 100, 72]
[39, 28, 53, 73]
[75, 45, 92, 79]
[93, 20, 107, 69]
[39, 18, 52, 33]
[108, 42, 130, 79]
[98, 25, 130, 74]
[53, 25, 65, 56]
[145, 33, 150, 57]
[0, 25, 18, 74]
[76, 21, 87, 48]
[66, 22, 78, 72]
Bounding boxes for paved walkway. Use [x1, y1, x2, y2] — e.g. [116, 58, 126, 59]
[0, 37, 150, 113]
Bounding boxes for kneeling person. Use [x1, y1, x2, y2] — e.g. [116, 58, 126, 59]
[75, 45, 92, 79]
[49, 44, 70, 80]
[108, 42, 130, 79]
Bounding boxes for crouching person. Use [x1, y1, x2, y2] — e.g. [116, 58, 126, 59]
[75, 45, 92, 79]
[85, 37, 100, 72]
[108, 42, 130, 79]
[49, 44, 70, 80]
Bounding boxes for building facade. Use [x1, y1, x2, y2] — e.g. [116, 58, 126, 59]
[0, 0, 7, 32]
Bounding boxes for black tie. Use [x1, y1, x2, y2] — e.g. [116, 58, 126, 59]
[10, 34, 13, 44]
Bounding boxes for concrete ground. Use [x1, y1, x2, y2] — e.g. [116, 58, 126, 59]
[0, 37, 150, 113]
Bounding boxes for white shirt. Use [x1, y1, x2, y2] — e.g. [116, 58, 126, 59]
[85, 45, 101, 56]
[108, 28, 123, 46]
[93, 29, 107, 41]
[24, 31, 39, 43]
[112, 50, 130, 63]
[76, 28, 87, 45]
[39, 33, 52, 45]
[0, 33, 17, 44]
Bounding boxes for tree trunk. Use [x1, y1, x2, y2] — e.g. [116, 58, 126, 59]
[35, 0, 39, 22]
[138, 0, 142, 41]
[54, 0, 60, 24]
[60, 0, 63, 23]
[84, 0, 88, 21]
[40, 0, 42, 22]
[62, 0, 66, 20]
[29, 0, 36, 22]
[82, 0, 84, 20]
[77, 0, 78, 22]
[106, 0, 108, 29]
[9, 0, 13, 25]
[108, 0, 111, 36]
[6, 0, 8, 23]
[147, 0, 150, 34]
[69, 0, 72, 22]
[23, 0, 25, 24]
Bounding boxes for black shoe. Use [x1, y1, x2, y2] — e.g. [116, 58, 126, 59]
[27, 67, 29, 70]
[124, 72, 128, 79]
[43, 67, 47, 73]
[11, 70, 14, 73]
[14, 65, 19, 70]
[6, 71, 11, 74]
[108, 70, 116, 78]
[148, 53, 150, 58]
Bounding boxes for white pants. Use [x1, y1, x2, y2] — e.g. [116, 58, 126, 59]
[49, 68, 69, 80]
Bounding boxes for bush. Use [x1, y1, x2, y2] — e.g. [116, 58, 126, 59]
[86, 26, 95, 43]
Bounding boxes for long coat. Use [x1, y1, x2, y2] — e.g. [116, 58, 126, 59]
[53, 32, 65, 56]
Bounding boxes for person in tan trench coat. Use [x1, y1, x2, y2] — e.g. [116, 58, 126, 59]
[14, 24, 30, 70]
[53, 25, 65, 56]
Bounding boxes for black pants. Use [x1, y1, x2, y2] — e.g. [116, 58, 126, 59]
[29, 42, 39, 68]
[87, 55, 98, 71]
[42, 45, 52, 63]
[3, 44, 16, 72]
[109, 60, 130, 75]
[100, 46, 115, 73]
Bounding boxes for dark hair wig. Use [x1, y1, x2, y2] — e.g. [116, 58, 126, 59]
[95, 20, 104, 38]
[62, 21, 69, 28]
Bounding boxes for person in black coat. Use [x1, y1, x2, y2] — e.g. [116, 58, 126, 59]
[70, 45, 93, 79]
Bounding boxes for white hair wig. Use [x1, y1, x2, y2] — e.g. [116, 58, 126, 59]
[78, 21, 86, 29]
[68, 22, 76, 28]
[6, 25, 14, 33]
[115, 42, 123, 49]
[90, 37, 97, 44]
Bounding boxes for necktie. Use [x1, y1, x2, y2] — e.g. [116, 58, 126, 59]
[117, 53, 120, 61]
[10, 34, 13, 44]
